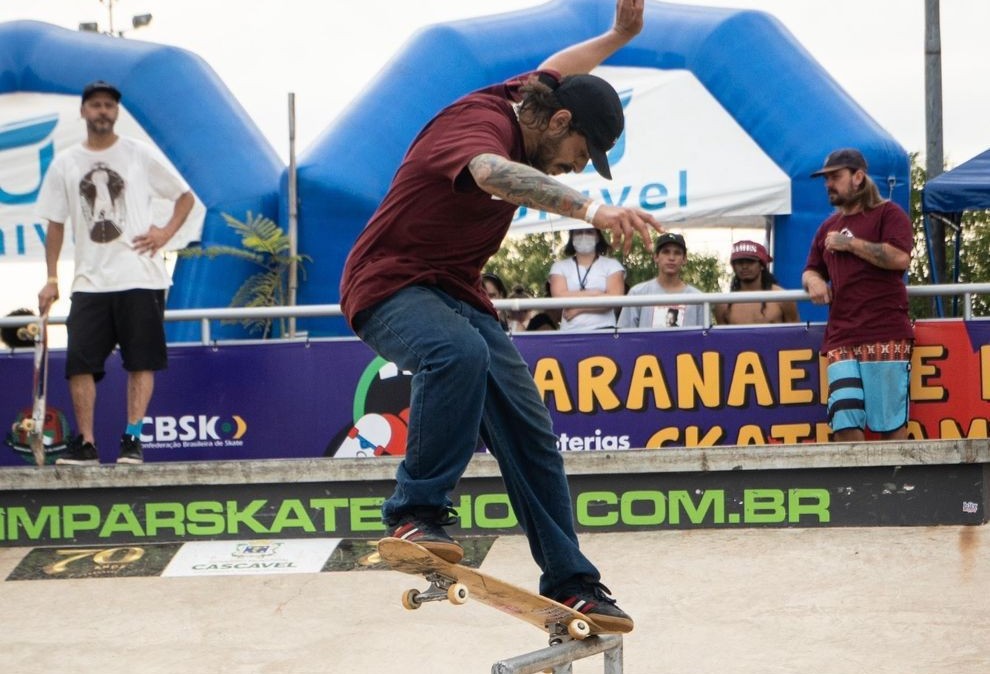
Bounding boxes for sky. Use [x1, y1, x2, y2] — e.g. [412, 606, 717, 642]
[4, 0, 988, 166]
[2, 0, 990, 324]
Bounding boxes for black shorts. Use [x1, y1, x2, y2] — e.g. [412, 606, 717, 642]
[65, 289, 168, 382]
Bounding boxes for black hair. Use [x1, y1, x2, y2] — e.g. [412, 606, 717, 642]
[516, 75, 565, 131]
[563, 229, 612, 257]
[481, 272, 508, 298]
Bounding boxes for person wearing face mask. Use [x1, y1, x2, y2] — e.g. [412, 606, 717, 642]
[548, 227, 626, 330]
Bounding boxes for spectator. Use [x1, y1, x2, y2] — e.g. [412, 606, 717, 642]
[714, 240, 799, 324]
[802, 148, 913, 442]
[36, 80, 194, 465]
[482, 272, 509, 329]
[505, 284, 536, 333]
[549, 228, 625, 330]
[618, 232, 706, 328]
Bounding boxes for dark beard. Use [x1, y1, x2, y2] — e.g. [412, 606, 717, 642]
[828, 190, 849, 207]
[529, 132, 565, 174]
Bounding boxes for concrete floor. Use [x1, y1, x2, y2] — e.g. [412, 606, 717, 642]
[0, 525, 987, 673]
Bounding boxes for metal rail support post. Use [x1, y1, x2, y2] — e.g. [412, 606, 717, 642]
[491, 634, 623, 674]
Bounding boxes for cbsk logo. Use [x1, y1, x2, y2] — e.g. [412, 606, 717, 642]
[141, 415, 248, 442]
[582, 87, 632, 174]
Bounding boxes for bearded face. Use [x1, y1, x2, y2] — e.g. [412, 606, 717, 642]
[528, 127, 591, 177]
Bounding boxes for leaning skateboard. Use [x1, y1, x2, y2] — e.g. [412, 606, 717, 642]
[11, 313, 49, 466]
[377, 537, 603, 644]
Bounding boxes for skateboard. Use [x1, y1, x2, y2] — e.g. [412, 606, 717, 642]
[377, 537, 602, 644]
[11, 313, 49, 466]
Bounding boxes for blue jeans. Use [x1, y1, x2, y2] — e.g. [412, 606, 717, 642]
[353, 285, 599, 595]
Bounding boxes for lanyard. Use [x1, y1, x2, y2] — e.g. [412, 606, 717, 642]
[574, 256, 598, 290]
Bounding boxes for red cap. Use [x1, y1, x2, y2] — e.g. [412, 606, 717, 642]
[730, 240, 772, 265]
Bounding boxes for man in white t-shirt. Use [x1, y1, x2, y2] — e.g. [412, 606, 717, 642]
[618, 232, 706, 328]
[36, 80, 194, 466]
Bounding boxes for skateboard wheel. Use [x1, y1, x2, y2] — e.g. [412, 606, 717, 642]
[567, 619, 591, 640]
[401, 589, 422, 610]
[20, 324, 40, 339]
[447, 583, 469, 605]
[20, 419, 36, 432]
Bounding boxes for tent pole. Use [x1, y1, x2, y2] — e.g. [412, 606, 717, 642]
[287, 92, 299, 338]
[921, 213, 944, 317]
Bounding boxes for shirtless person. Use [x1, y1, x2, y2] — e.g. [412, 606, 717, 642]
[715, 240, 799, 325]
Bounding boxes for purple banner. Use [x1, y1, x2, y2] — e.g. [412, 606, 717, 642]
[3, 321, 989, 466]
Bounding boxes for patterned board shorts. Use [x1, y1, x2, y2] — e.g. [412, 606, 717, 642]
[826, 339, 912, 433]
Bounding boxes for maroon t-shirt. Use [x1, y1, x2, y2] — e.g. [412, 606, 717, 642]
[340, 72, 553, 327]
[804, 200, 914, 352]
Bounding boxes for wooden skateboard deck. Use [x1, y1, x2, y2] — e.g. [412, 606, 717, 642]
[377, 537, 602, 642]
[12, 314, 49, 466]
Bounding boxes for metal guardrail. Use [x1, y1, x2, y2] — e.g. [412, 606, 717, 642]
[491, 635, 623, 674]
[2, 283, 988, 345]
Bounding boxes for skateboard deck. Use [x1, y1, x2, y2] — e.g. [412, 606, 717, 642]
[377, 537, 602, 643]
[11, 314, 49, 466]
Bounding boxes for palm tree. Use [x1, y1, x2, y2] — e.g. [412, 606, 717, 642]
[178, 212, 310, 337]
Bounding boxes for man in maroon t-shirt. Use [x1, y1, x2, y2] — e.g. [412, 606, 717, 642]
[340, 0, 661, 633]
[803, 148, 914, 442]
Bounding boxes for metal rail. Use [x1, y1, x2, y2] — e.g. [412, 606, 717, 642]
[2, 283, 989, 345]
[491, 635, 623, 674]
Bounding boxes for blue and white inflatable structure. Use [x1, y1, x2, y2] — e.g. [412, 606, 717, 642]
[0, 0, 908, 339]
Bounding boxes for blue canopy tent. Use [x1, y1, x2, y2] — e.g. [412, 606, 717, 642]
[288, 0, 909, 335]
[921, 148, 990, 315]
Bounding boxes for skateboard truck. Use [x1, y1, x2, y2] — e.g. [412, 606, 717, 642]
[401, 571, 470, 610]
[548, 619, 591, 644]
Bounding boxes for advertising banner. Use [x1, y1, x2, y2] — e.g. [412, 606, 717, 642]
[509, 66, 792, 235]
[2, 320, 990, 466]
[0, 464, 982, 546]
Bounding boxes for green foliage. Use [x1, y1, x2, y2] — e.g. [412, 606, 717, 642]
[178, 212, 310, 337]
[485, 232, 561, 296]
[484, 231, 726, 296]
[907, 153, 990, 318]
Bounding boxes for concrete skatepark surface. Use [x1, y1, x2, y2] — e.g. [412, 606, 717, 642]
[0, 525, 986, 673]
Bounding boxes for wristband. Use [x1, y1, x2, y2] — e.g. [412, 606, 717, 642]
[583, 200, 603, 225]
[47, 277, 58, 284]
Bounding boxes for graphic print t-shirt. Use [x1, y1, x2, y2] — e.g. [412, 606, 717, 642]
[36, 137, 189, 292]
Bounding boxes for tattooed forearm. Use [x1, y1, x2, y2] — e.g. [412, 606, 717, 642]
[469, 153, 590, 218]
[861, 241, 887, 262]
[857, 240, 911, 271]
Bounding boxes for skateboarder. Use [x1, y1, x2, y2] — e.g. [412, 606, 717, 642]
[35, 80, 194, 465]
[340, 0, 660, 633]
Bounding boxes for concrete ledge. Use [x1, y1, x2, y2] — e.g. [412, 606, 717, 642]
[1, 439, 986, 491]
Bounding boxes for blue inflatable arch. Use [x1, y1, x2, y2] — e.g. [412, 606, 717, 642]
[0, 20, 283, 341]
[291, 0, 908, 334]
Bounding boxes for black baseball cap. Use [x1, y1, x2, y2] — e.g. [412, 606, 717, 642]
[654, 232, 686, 252]
[82, 80, 121, 103]
[552, 74, 624, 180]
[810, 148, 868, 177]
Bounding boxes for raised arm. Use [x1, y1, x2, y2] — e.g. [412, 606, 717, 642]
[539, 0, 644, 76]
